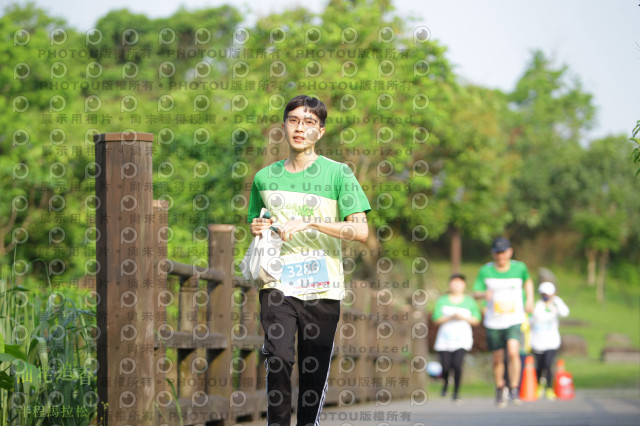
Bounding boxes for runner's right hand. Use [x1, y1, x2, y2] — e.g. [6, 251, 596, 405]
[485, 289, 493, 301]
[250, 217, 275, 236]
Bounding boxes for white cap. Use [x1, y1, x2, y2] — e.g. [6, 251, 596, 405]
[538, 281, 556, 295]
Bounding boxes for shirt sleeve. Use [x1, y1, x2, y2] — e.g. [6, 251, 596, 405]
[533, 300, 563, 323]
[521, 263, 532, 281]
[553, 296, 570, 317]
[520, 263, 532, 304]
[337, 164, 371, 220]
[247, 179, 265, 223]
[432, 296, 445, 321]
[472, 267, 487, 292]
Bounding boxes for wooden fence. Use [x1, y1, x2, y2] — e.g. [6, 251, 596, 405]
[94, 132, 429, 425]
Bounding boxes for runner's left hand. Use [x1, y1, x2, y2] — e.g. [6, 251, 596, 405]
[279, 219, 311, 241]
[525, 299, 534, 313]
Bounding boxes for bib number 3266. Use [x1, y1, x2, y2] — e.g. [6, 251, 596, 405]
[279, 251, 330, 296]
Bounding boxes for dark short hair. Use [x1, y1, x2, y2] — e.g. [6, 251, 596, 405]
[283, 95, 327, 127]
[449, 273, 466, 282]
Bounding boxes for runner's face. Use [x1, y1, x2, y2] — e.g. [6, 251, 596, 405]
[449, 278, 466, 295]
[282, 106, 325, 153]
[492, 247, 513, 268]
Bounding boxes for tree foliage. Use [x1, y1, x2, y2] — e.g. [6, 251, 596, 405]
[505, 51, 595, 231]
[1, 1, 638, 291]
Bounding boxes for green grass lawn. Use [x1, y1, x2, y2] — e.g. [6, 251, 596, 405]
[565, 356, 640, 389]
[554, 266, 640, 358]
[423, 261, 640, 395]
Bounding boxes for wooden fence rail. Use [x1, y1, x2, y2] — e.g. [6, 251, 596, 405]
[95, 132, 429, 426]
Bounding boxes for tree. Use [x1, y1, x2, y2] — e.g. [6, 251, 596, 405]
[572, 136, 640, 302]
[5, 1, 635, 298]
[0, 3, 91, 277]
[426, 85, 514, 272]
[505, 51, 595, 235]
[2, 0, 466, 292]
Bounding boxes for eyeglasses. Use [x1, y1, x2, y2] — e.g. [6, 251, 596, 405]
[285, 115, 319, 128]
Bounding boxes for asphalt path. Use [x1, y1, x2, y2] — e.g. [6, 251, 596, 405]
[239, 389, 640, 426]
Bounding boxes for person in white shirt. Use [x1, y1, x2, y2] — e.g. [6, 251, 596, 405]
[530, 281, 570, 399]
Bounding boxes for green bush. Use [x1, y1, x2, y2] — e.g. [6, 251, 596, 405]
[610, 261, 640, 288]
[0, 262, 97, 425]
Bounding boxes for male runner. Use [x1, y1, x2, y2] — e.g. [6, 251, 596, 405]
[248, 95, 371, 425]
[473, 237, 533, 407]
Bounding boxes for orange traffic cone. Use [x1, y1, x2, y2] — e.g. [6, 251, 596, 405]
[554, 359, 575, 400]
[519, 355, 538, 401]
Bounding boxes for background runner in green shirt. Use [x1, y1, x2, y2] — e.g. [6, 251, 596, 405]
[473, 237, 534, 407]
[432, 273, 481, 402]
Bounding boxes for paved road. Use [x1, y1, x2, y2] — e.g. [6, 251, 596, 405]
[239, 389, 640, 426]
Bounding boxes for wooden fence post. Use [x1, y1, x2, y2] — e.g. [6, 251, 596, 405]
[234, 283, 263, 419]
[152, 199, 170, 421]
[409, 305, 429, 398]
[207, 224, 235, 423]
[95, 132, 156, 425]
[351, 281, 370, 403]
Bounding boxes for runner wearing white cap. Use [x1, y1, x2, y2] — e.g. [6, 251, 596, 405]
[531, 281, 570, 399]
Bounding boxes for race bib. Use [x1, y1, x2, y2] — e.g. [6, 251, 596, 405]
[279, 250, 330, 297]
[493, 300, 516, 315]
[492, 289, 519, 315]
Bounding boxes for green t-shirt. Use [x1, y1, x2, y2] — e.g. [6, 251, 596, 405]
[432, 294, 481, 351]
[473, 260, 530, 329]
[248, 155, 371, 300]
[432, 294, 481, 321]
